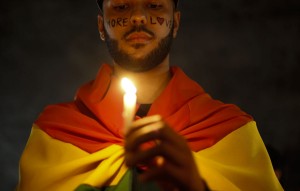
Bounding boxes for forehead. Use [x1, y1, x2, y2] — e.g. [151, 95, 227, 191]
[98, 0, 177, 14]
[102, 0, 175, 6]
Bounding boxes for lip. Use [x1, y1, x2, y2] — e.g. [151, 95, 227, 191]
[125, 32, 153, 43]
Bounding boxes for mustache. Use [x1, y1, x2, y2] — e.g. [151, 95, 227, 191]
[123, 26, 155, 39]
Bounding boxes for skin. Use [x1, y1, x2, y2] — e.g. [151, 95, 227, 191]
[125, 115, 206, 191]
[97, 0, 206, 190]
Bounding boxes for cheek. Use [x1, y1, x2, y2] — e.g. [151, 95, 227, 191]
[149, 16, 173, 29]
[148, 16, 173, 37]
[104, 17, 130, 38]
[105, 17, 130, 28]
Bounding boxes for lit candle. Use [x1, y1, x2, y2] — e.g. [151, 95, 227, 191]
[121, 77, 137, 131]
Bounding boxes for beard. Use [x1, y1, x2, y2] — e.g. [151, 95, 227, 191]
[104, 24, 174, 72]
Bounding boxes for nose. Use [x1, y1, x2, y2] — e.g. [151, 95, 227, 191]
[130, 6, 147, 25]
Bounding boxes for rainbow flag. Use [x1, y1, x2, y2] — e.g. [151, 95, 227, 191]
[17, 64, 283, 191]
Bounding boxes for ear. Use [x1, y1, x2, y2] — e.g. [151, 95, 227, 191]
[97, 14, 105, 41]
[172, 11, 181, 38]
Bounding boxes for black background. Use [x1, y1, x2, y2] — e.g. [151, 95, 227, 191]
[1, 0, 300, 190]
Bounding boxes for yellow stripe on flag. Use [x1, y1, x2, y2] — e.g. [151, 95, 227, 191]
[193, 121, 283, 191]
[17, 124, 127, 191]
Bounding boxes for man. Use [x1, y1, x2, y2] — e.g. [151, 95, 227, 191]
[17, 0, 283, 190]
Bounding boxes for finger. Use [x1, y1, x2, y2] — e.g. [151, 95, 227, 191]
[126, 141, 186, 167]
[139, 160, 201, 190]
[126, 119, 185, 151]
[125, 146, 160, 167]
[126, 122, 194, 167]
[153, 124, 188, 151]
[126, 115, 162, 136]
[138, 160, 179, 182]
[125, 121, 164, 151]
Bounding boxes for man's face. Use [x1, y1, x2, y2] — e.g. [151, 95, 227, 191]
[99, 0, 180, 72]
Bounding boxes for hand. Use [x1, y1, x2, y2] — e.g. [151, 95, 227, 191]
[124, 115, 206, 191]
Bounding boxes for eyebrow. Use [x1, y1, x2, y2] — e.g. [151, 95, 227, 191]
[97, 0, 179, 10]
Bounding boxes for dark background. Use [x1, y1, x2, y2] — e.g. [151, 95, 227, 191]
[1, 0, 299, 190]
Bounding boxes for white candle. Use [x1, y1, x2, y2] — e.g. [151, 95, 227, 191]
[121, 77, 137, 131]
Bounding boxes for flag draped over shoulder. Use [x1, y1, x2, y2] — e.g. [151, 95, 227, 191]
[18, 64, 283, 191]
[35, 64, 252, 153]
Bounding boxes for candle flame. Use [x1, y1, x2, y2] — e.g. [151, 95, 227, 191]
[121, 78, 137, 94]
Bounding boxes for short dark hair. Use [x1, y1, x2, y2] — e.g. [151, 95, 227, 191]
[96, 0, 179, 11]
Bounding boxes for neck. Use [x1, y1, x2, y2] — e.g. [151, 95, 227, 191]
[113, 56, 172, 104]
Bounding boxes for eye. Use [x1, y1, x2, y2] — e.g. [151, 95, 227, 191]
[113, 4, 129, 11]
[147, 3, 163, 10]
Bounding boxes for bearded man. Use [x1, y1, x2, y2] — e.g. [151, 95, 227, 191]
[17, 0, 283, 190]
